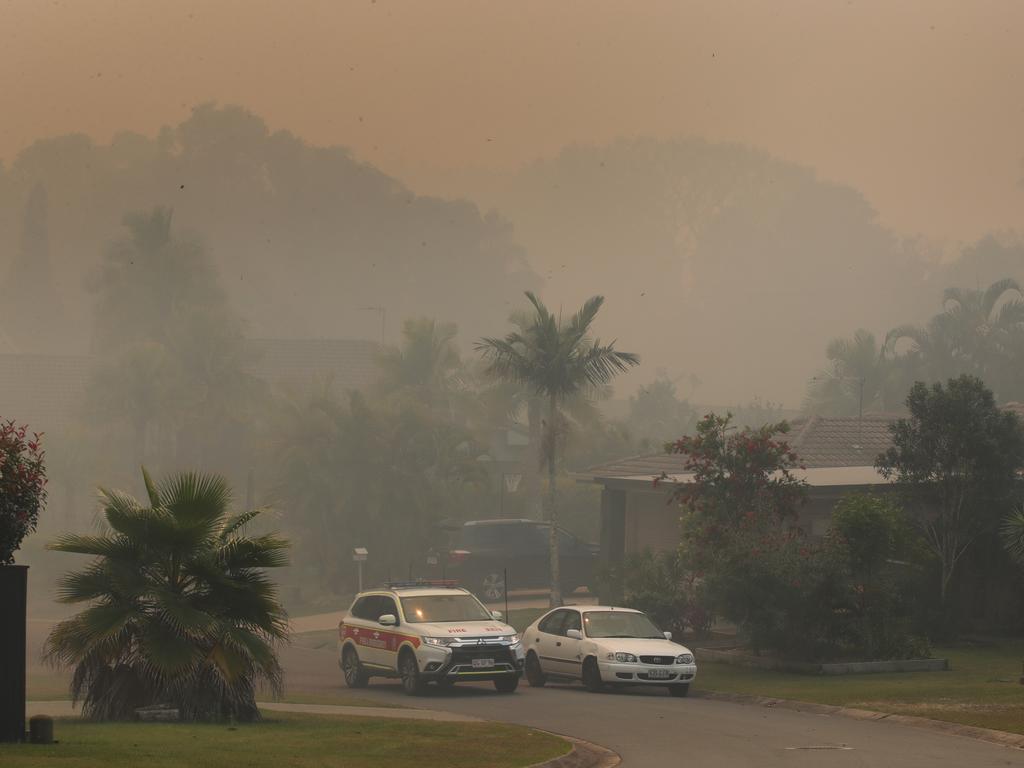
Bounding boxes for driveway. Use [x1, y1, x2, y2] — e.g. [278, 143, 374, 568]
[279, 641, 1024, 767]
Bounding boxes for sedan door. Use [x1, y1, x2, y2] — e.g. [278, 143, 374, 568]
[549, 609, 584, 679]
[532, 609, 569, 677]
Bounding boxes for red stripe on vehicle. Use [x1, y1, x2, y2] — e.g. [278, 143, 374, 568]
[340, 623, 422, 650]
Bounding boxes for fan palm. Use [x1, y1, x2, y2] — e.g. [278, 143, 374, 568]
[477, 292, 639, 606]
[1003, 504, 1024, 567]
[44, 469, 289, 722]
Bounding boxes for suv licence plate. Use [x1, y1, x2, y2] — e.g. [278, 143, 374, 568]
[472, 658, 495, 669]
[647, 668, 671, 679]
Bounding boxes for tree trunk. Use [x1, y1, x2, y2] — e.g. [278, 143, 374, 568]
[547, 393, 562, 608]
[526, 397, 543, 520]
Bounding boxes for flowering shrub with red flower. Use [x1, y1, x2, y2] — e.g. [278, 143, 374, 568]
[0, 419, 48, 564]
[660, 414, 926, 660]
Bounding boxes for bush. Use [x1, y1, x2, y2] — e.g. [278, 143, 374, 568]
[0, 420, 47, 564]
[601, 549, 711, 638]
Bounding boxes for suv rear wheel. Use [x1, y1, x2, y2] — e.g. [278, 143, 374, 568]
[341, 645, 369, 688]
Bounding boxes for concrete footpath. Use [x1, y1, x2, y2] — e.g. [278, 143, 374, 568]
[27, 700, 481, 722]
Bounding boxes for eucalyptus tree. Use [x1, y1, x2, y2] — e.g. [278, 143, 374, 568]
[44, 470, 289, 721]
[477, 292, 639, 606]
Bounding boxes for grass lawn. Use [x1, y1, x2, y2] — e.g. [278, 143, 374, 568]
[695, 637, 1024, 735]
[0, 712, 569, 768]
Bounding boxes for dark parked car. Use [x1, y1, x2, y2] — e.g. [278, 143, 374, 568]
[446, 519, 599, 601]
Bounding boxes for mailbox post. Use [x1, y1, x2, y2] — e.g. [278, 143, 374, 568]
[353, 547, 368, 592]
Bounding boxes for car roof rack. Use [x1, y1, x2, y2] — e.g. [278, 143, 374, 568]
[383, 579, 463, 590]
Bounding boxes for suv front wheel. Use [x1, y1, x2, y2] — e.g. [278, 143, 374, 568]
[399, 650, 426, 696]
[493, 675, 519, 693]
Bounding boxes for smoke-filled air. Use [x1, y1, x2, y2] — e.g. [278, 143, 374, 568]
[2, 2, 1024, 759]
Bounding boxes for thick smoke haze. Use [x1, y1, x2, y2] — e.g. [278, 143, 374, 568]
[2, 0, 1022, 242]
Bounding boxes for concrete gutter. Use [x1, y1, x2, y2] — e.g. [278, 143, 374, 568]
[697, 691, 1024, 751]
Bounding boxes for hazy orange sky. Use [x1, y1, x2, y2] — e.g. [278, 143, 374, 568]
[2, 0, 1022, 244]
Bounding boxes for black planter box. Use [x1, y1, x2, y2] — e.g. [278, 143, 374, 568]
[0, 565, 28, 742]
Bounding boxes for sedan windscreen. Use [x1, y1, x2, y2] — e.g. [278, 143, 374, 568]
[401, 595, 494, 623]
[584, 611, 663, 639]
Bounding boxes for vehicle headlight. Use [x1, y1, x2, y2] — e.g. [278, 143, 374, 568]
[607, 652, 638, 663]
[423, 637, 457, 647]
[499, 634, 520, 645]
[675, 653, 694, 664]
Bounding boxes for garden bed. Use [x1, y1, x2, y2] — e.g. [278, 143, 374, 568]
[698, 647, 948, 675]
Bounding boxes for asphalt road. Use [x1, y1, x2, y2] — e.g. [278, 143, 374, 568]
[280, 642, 1024, 768]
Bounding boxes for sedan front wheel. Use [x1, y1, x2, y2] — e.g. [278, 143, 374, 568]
[582, 658, 604, 693]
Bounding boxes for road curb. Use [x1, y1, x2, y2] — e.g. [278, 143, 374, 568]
[526, 732, 621, 768]
[696, 690, 1024, 750]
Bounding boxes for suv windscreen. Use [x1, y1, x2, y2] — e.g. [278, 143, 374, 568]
[583, 611, 663, 639]
[401, 594, 493, 623]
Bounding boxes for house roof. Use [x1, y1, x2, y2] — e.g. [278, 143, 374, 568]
[582, 414, 901, 485]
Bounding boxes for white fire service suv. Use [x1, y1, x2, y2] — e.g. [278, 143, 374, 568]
[338, 581, 525, 695]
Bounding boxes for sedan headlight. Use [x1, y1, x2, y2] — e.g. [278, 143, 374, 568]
[606, 652, 638, 663]
[676, 653, 694, 664]
[423, 636, 458, 647]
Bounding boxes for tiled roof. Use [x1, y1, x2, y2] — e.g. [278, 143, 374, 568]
[245, 338, 381, 392]
[1003, 402, 1024, 421]
[585, 404, 1024, 483]
[583, 413, 901, 480]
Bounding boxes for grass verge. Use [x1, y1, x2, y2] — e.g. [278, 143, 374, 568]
[695, 637, 1024, 735]
[0, 712, 569, 768]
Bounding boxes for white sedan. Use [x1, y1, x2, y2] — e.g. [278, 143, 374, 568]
[521, 605, 697, 697]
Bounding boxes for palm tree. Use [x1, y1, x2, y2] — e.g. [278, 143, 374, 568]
[378, 318, 464, 413]
[1003, 504, 1024, 567]
[939, 279, 1024, 381]
[44, 469, 289, 722]
[477, 293, 639, 606]
[804, 329, 898, 416]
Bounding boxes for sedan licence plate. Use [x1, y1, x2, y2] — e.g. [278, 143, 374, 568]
[647, 668, 671, 679]
[472, 658, 495, 669]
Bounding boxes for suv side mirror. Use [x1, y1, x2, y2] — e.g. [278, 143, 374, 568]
[663, 631, 672, 641]
[378, 614, 397, 626]
[566, 629, 583, 640]
[490, 610, 503, 621]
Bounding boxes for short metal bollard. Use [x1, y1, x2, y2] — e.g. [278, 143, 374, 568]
[29, 715, 53, 744]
